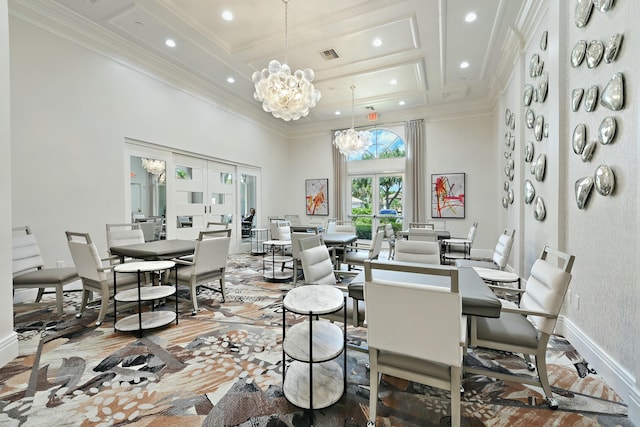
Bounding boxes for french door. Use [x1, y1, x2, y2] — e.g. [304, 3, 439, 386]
[350, 173, 404, 239]
[174, 155, 236, 250]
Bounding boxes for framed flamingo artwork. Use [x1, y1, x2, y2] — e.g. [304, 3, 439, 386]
[306, 178, 328, 216]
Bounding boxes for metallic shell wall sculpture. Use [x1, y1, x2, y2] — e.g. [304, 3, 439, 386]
[534, 115, 544, 141]
[604, 33, 623, 63]
[533, 196, 546, 221]
[540, 31, 548, 50]
[584, 85, 599, 112]
[572, 123, 586, 154]
[525, 109, 535, 128]
[524, 180, 536, 204]
[534, 154, 546, 182]
[523, 84, 533, 106]
[598, 116, 616, 145]
[581, 140, 597, 162]
[572, 88, 584, 111]
[594, 165, 615, 196]
[600, 72, 625, 110]
[525, 142, 534, 162]
[575, 0, 593, 28]
[593, 0, 615, 13]
[575, 176, 594, 209]
[571, 40, 587, 67]
[586, 40, 604, 68]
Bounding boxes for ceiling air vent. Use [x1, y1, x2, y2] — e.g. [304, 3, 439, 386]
[365, 106, 375, 111]
[321, 48, 340, 60]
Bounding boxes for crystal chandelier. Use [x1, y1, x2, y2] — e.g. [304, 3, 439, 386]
[141, 158, 165, 175]
[333, 85, 372, 156]
[251, 0, 321, 121]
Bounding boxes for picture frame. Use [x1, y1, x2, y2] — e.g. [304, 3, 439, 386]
[431, 173, 465, 218]
[306, 178, 329, 216]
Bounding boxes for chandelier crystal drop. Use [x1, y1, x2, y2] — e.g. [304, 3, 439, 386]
[333, 85, 372, 156]
[251, 0, 320, 121]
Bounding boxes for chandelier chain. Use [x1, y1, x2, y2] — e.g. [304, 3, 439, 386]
[283, 0, 288, 64]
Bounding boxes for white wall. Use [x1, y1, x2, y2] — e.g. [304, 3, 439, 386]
[9, 17, 291, 266]
[0, 0, 19, 367]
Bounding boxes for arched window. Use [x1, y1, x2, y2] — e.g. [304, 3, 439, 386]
[348, 128, 405, 161]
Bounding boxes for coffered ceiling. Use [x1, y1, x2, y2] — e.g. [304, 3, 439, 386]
[10, 0, 532, 129]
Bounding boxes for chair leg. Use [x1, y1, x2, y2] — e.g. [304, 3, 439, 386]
[190, 283, 199, 315]
[35, 288, 45, 303]
[55, 285, 64, 316]
[75, 289, 90, 318]
[95, 291, 109, 327]
[219, 277, 226, 303]
[368, 350, 380, 425]
[450, 366, 461, 427]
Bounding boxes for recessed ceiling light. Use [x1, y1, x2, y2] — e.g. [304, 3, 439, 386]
[165, 38, 176, 48]
[372, 38, 382, 47]
[460, 61, 470, 69]
[465, 12, 477, 23]
[398, 100, 406, 106]
[222, 10, 233, 21]
[226, 77, 235, 84]
[390, 79, 398, 85]
[335, 111, 341, 115]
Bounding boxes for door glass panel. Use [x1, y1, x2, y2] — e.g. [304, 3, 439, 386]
[220, 173, 233, 184]
[378, 175, 403, 215]
[130, 156, 166, 220]
[211, 193, 226, 204]
[351, 177, 372, 239]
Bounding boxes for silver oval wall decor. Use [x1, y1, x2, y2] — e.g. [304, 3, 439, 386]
[502, 196, 508, 209]
[523, 84, 533, 106]
[575, 176, 594, 209]
[586, 40, 604, 68]
[594, 164, 615, 196]
[572, 123, 587, 154]
[598, 116, 616, 145]
[508, 188, 514, 204]
[575, 0, 593, 28]
[505, 109, 511, 126]
[604, 33, 623, 63]
[534, 154, 546, 182]
[525, 142, 534, 162]
[572, 88, 584, 111]
[571, 40, 587, 67]
[538, 72, 549, 102]
[504, 181, 510, 191]
[534, 115, 544, 141]
[600, 73, 624, 111]
[533, 196, 546, 221]
[540, 31, 548, 50]
[529, 54, 541, 78]
[593, 0, 614, 13]
[524, 180, 536, 204]
[525, 109, 535, 128]
[584, 85, 599, 112]
[582, 140, 597, 162]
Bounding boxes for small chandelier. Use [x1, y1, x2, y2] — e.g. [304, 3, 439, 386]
[141, 158, 165, 175]
[251, 0, 321, 121]
[333, 85, 372, 156]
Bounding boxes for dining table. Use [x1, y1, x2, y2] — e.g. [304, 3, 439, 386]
[397, 229, 451, 240]
[109, 239, 196, 262]
[350, 261, 501, 318]
[321, 233, 358, 269]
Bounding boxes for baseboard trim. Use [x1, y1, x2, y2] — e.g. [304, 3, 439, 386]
[0, 331, 19, 368]
[557, 316, 639, 425]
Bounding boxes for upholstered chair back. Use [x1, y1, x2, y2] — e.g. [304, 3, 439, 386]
[394, 240, 440, 264]
[299, 245, 336, 286]
[492, 230, 514, 269]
